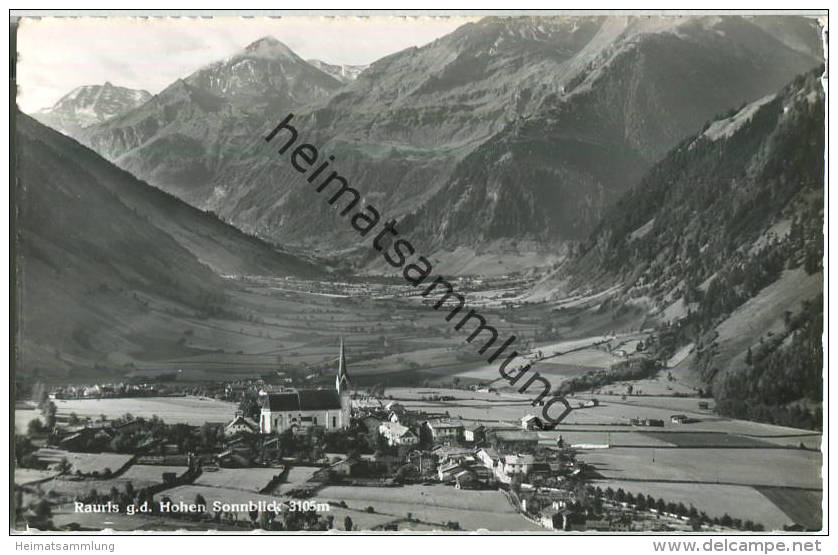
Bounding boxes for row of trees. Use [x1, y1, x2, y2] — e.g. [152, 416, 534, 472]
[591, 485, 765, 532]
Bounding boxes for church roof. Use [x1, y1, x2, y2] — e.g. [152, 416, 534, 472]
[264, 389, 342, 411]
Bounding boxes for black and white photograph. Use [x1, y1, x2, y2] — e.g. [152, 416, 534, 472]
[8, 8, 828, 538]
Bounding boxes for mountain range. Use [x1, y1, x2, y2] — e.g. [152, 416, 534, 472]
[55, 16, 822, 266]
[15, 15, 825, 414]
[33, 82, 151, 135]
[306, 59, 369, 83]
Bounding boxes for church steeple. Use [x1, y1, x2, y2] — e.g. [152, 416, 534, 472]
[336, 337, 350, 394]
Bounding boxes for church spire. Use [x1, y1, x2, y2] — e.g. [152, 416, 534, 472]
[336, 337, 350, 394]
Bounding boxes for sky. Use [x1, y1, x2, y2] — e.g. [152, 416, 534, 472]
[15, 15, 480, 112]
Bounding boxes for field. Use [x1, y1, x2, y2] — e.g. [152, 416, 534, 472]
[119, 465, 190, 484]
[14, 468, 60, 486]
[276, 466, 320, 494]
[20, 268, 656, 387]
[640, 432, 775, 448]
[15, 408, 38, 433]
[50, 507, 216, 532]
[386, 388, 823, 451]
[756, 487, 823, 531]
[377, 385, 823, 531]
[581, 447, 821, 489]
[34, 449, 134, 474]
[317, 484, 543, 531]
[533, 430, 674, 448]
[52, 396, 238, 425]
[195, 467, 284, 492]
[29, 465, 188, 499]
[159, 484, 396, 530]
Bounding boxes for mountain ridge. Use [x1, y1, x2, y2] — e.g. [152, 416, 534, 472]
[41, 16, 824, 263]
[33, 82, 151, 135]
[14, 112, 323, 380]
[541, 66, 825, 429]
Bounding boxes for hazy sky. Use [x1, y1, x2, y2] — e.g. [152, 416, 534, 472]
[15, 15, 479, 112]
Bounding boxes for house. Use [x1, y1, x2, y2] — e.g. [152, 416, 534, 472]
[551, 509, 587, 531]
[58, 432, 88, 451]
[379, 422, 419, 446]
[431, 445, 473, 464]
[407, 450, 437, 476]
[454, 469, 478, 489]
[670, 414, 689, 424]
[258, 340, 351, 434]
[501, 454, 535, 477]
[328, 457, 364, 477]
[521, 415, 543, 430]
[463, 424, 486, 443]
[424, 420, 463, 443]
[698, 401, 710, 410]
[216, 449, 251, 468]
[225, 414, 259, 437]
[488, 430, 539, 451]
[476, 447, 500, 470]
[437, 461, 468, 482]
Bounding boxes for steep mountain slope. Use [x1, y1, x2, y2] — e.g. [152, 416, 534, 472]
[306, 59, 369, 83]
[202, 16, 820, 251]
[74, 37, 343, 203]
[555, 67, 825, 428]
[33, 82, 151, 135]
[403, 16, 823, 247]
[13, 113, 321, 380]
[72, 17, 821, 258]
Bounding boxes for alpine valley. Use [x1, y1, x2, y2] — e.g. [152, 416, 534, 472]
[17, 15, 824, 432]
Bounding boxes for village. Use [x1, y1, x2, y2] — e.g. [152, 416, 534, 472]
[13, 340, 783, 533]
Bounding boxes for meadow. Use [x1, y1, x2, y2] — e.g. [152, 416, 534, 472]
[194, 467, 284, 492]
[160, 484, 397, 530]
[33, 449, 133, 475]
[581, 447, 821, 489]
[52, 396, 238, 425]
[317, 484, 543, 531]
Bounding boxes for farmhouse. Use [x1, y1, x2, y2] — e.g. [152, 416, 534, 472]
[379, 422, 419, 446]
[258, 340, 351, 434]
[454, 469, 478, 489]
[477, 447, 500, 470]
[438, 461, 468, 481]
[488, 430, 539, 451]
[463, 423, 486, 443]
[423, 420, 464, 443]
[501, 453, 535, 476]
[225, 414, 259, 437]
[521, 415, 543, 430]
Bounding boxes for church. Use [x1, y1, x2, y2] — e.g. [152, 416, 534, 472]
[258, 339, 351, 434]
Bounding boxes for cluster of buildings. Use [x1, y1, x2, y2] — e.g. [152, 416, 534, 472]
[47, 382, 160, 400]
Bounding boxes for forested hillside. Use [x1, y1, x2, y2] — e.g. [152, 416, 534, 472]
[568, 67, 824, 429]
